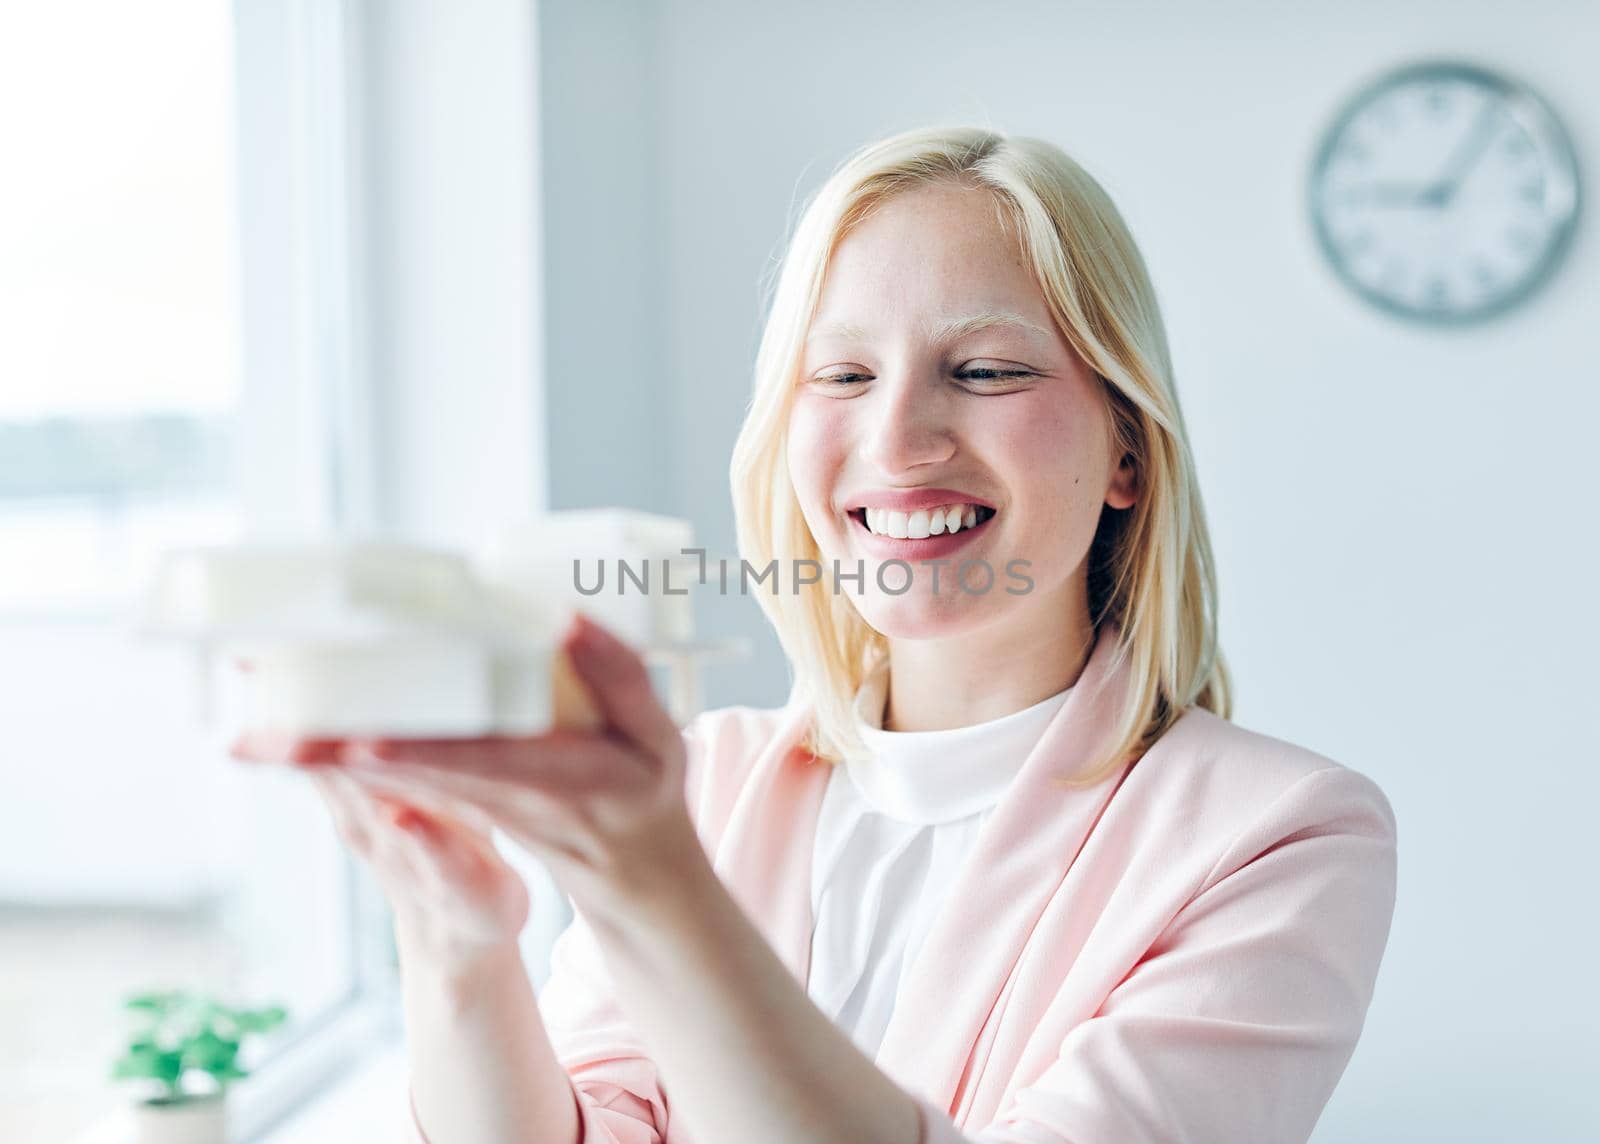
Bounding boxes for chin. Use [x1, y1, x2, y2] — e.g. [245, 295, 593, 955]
[847, 589, 994, 641]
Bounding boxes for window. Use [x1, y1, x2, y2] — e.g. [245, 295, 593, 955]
[0, 3, 398, 1141]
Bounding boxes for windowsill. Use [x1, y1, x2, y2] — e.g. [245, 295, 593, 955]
[71, 1000, 408, 1144]
[253, 1039, 413, 1142]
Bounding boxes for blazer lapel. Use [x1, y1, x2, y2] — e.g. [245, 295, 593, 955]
[707, 693, 829, 984]
[871, 621, 1135, 1121]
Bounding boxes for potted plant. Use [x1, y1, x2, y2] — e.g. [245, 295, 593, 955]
[110, 989, 288, 1144]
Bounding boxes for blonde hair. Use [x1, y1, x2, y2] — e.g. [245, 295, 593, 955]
[729, 125, 1231, 788]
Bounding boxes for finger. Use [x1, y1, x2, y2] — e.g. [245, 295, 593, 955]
[560, 612, 682, 768]
[344, 772, 525, 901]
[321, 769, 438, 865]
[327, 772, 444, 895]
[367, 795, 455, 896]
[335, 749, 510, 834]
[356, 770, 498, 853]
[306, 770, 375, 854]
[343, 754, 580, 856]
[231, 732, 344, 765]
[352, 731, 636, 792]
[378, 795, 514, 887]
[363, 762, 531, 830]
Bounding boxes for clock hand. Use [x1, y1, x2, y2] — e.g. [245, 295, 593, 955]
[1422, 99, 1503, 208]
[1346, 181, 1440, 207]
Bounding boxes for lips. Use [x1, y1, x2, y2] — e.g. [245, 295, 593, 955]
[845, 486, 997, 513]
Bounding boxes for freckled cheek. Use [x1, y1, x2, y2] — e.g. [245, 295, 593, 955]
[785, 402, 851, 520]
[992, 406, 1084, 469]
[990, 406, 1104, 516]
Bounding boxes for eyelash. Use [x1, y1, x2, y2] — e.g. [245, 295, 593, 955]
[814, 369, 1034, 388]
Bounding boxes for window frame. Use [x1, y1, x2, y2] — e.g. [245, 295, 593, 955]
[65, 0, 398, 1140]
[221, 0, 399, 1136]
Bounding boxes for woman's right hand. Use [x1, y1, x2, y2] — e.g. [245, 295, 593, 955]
[232, 735, 532, 968]
[225, 656, 531, 967]
[321, 762, 532, 961]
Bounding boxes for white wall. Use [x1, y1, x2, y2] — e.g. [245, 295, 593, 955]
[538, 1, 1600, 1139]
[537, 0, 676, 517]
[354, 0, 588, 989]
[362, 0, 549, 549]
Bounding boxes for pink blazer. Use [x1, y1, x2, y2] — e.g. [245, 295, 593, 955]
[522, 620, 1398, 1143]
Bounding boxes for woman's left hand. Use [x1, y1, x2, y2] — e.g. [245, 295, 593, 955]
[233, 612, 701, 917]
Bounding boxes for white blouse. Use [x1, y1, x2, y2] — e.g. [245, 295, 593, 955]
[806, 657, 1073, 1061]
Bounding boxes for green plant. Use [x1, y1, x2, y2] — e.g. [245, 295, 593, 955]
[110, 989, 289, 1105]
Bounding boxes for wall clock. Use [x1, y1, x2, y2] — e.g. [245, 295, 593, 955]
[1309, 60, 1580, 324]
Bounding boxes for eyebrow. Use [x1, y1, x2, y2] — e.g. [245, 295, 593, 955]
[805, 310, 1057, 346]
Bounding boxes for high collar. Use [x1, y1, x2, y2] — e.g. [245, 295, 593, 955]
[843, 655, 1074, 824]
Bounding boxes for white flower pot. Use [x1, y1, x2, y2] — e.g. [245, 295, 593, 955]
[131, 1093, 229, 1144]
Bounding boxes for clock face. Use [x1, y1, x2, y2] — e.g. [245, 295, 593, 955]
[1309, 61, 1580, 324]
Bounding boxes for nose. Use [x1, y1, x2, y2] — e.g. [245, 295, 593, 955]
[857, 370, 957, 475]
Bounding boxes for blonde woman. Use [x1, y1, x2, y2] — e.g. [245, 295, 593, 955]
[236, 126, 1398, 1143]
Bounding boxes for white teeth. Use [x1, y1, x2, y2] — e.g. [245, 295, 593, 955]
[859, 503, 990, 538]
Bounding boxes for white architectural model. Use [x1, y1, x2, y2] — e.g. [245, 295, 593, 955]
[137, 510, 745, 736]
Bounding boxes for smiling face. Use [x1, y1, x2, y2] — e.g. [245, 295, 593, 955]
[786, 181, 1136, 643]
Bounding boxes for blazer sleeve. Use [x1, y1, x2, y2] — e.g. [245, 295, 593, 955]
[534, 901, 673, 1143]
[916, 764, 1400, 1144]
